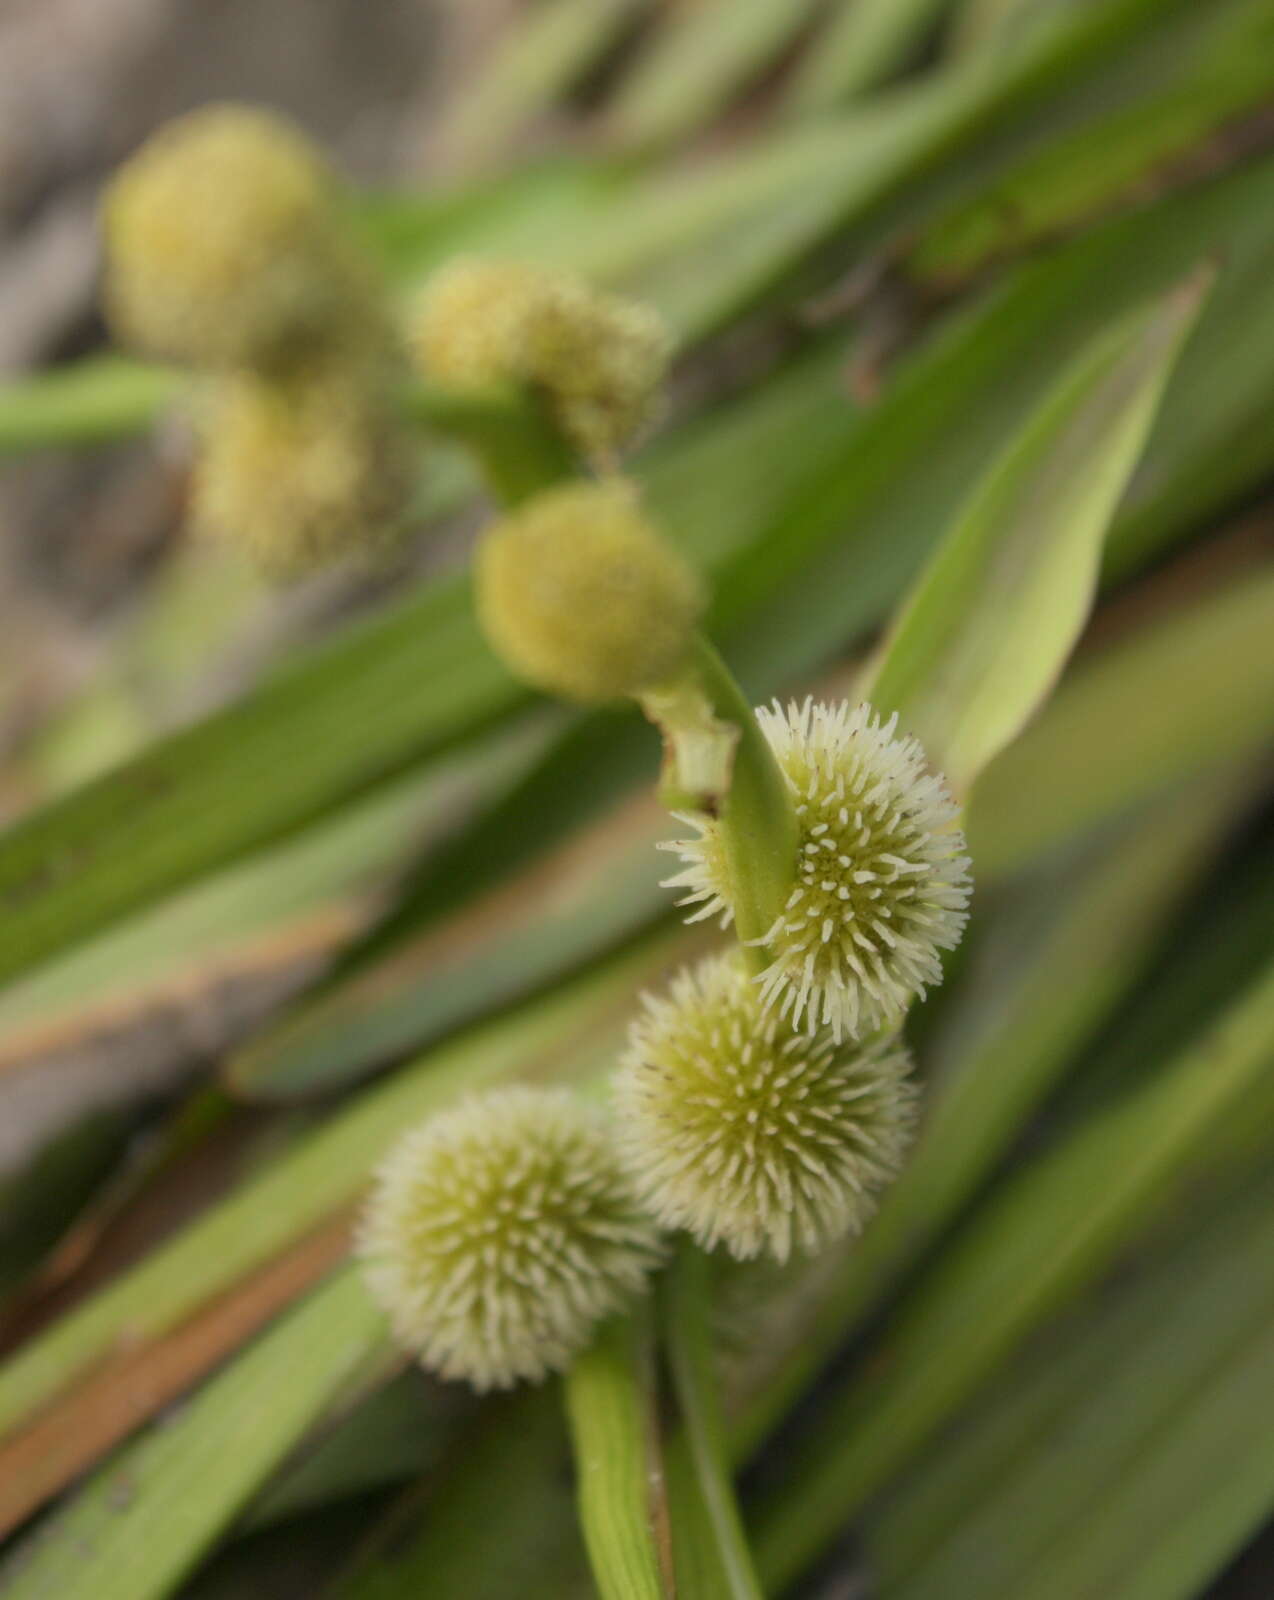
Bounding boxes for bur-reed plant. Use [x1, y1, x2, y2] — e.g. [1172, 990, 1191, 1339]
[2, 10, 1273, 1593]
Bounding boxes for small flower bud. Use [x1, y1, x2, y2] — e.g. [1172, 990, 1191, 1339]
[614, 952, 916, 1263]
[476, 482, 703, 703]
[103, 104, 364, 370]
[413, 257, 670, 459]
[190, 362, 414, 574]
[662, 699, 971, 1040]
[360, 1086, 664, 1391]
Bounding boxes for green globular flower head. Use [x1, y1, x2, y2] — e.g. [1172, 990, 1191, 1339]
[103, 104, 362, 370]
[477, 481, 703, 703]
[190, 362, 414, 574]
[412, 257, 671, 460]
[614, 952, 917, 1263]
[662, 699, 971, 1040]
[359, 1086, 665, 1391]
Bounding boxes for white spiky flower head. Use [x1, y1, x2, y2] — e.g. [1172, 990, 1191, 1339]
[613, 951, 917, 1263]
[661, 699, 971, 1041]
[360, 1086, 665, 1391]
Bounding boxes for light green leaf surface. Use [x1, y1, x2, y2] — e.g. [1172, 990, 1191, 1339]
[0, 1267, 386, 1600]
[788, 0, 959, 111]
[435, 0, 643, 173]
[968, 559, 1274, 875]
[607, 0, 819, 153]
[754, 956, 1274, 1590]
[0, 934, 673, 1441]
[866, 271, 1207, 791]
[870, 1159, 1274, 1600]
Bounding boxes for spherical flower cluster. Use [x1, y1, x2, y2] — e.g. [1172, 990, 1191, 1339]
[103, 104, 367, 371]
[662, 699, 971, 1040]
[613, 952, 916, 1263]
[360, 1086, 664, 1391]
[190, 365, 415, 573]
[477, 481, 703, 703]
[413, 257, 671, 460]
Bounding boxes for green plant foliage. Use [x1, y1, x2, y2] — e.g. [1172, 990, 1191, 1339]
[3, 3, 1274, 1595]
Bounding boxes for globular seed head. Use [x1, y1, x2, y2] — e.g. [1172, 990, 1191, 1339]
[662, 699, 971, 1040]
[614, 951, 917, 1263]
[190, 362, 415, 574]
[476, 481, 703, 703]
[412, 257, 671, 460]
[359, 1086, 665, 1391]
[103, 104, 365, 370]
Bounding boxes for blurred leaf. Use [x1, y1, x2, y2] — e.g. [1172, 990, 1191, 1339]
[788, 0, 959, 111]
[0, 935, 673, 1502]
[733, 763, 1255, 1449]
[565, 1315, 671, 1599]
[754, 955, 1274, 1590]
[907, 0, 1274, 287]
[867, 271, 1207, 790]
[868, 1158, 1274, 1600]
[606, 0, 819, 153]
[243, 1370, 453, 1531]
[0, 357, 177, 454]
[968, 559, 1274, 875]
[0, 576, 526, 989]
[0, 1267, 386, 1600]
[436, 0, 645, 173]
[0, 1109, 130, 1295]
[331, 1387, 584, 1600]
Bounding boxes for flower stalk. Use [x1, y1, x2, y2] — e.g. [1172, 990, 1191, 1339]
[400, 376, 578, 507]
[642, 637, 799, 967]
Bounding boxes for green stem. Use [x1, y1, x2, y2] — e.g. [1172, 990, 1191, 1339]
[644, 636, 799, 968]
[564, 1313, 673, 1600]
[663, 1244, 766, 1600]
[400, 377, 578, 507]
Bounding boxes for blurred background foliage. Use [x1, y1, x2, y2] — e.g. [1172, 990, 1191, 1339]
[0, 0, 1272, 1595]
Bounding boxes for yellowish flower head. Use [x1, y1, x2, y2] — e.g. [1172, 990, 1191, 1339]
[662, 699, 971, 1040]
[477, 481, 702, 703]
[413, 257, 671, 459]
[360, 1086, 665, 1391]
[614, 952, 917, 1263]
[190, 363, 414, 574]
[103, 104, 358, 369]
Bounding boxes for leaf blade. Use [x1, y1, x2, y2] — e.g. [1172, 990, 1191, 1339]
[866, 271, 1210, 790]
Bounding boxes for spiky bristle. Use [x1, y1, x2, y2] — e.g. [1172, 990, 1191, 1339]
[614, 952, 917, 1263]
[661, 699, 971, 1039]
[360, 1086, 664, 1391]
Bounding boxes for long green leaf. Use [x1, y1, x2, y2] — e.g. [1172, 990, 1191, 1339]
[0, 1267, 385, 1600]
[870, 1159, 1274, 1599]
[607, 0, 819, 153]
[906, 0, 1274, 287]
[0, 934, 672, 1443]
[0, 576, 524, 988]
[866, 271, 1207, 790]
[754, 956, 1274, 1590]
[968, 559, 1274, 875]
[330, 1388, 583, 1600]
[436, 0, 643, 173]
[788, 0, 959, 110]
